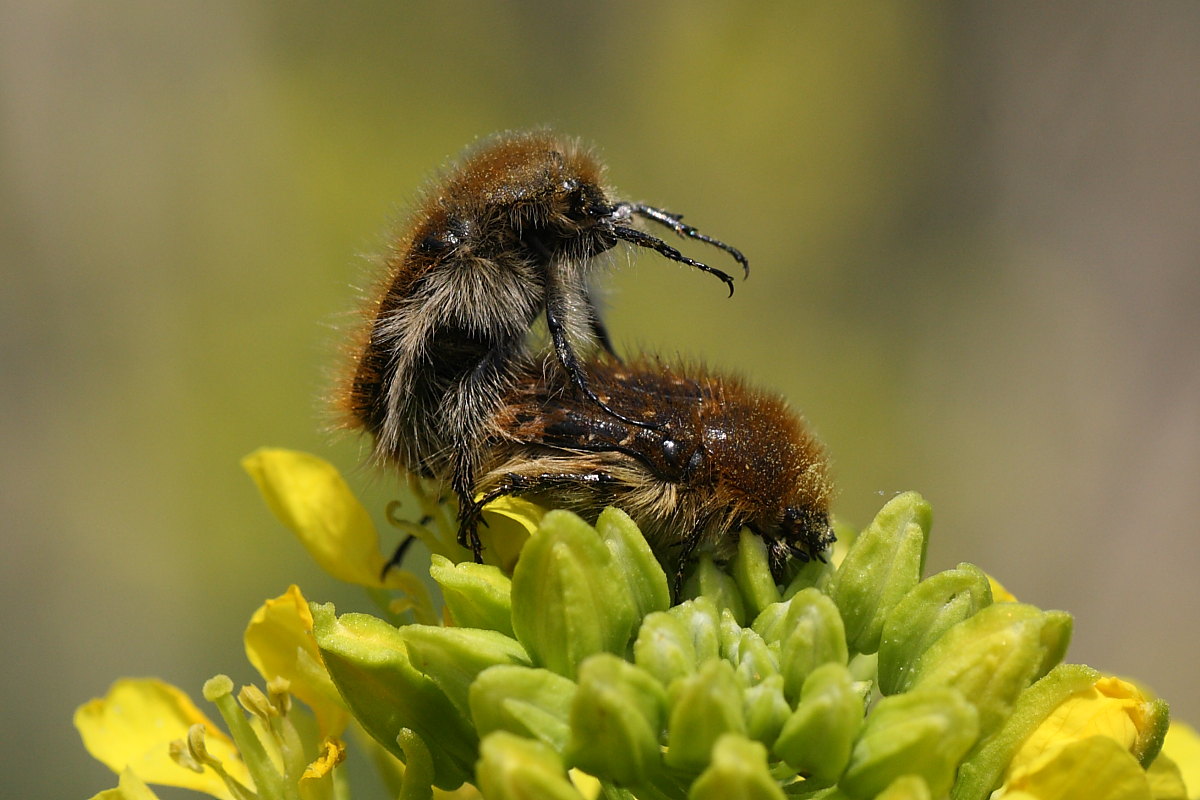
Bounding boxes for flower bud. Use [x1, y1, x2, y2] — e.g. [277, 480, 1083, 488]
[828, 492, 931, 655]
[469, 665, 577, 752]
[398, 625, 530, 719]
[839, 687, 979, 800]
[749, 600, 790, 645]
[665, 659, 746, 772]
[566, 653, 666, 785]
[595, 506, 671, 619]
[634, 611, 698, 686]
[742, 675, 791, 750]
[511, 510, 639, 678]
[732, 529, 782, 619]
[720, 616, 780, 688]
[428, 555, 513, 637]
[777, 589, 849, 703]
[683, 554, 747, 626]
[689, 734, 787, 800]
[477, 731, 585, 800]
[667, 596, 722, 665]
[910, 602, 1073, 737]
[310, 603, 476, 790]
[877, 563, 992, 695]
[773, 662, 863, 785]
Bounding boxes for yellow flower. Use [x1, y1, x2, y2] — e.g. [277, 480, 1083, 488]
[996, 676, 1171, 800]
[75, 679, 251, 800]
[243, 584, 349, 736]
[78, 589, 362, 799]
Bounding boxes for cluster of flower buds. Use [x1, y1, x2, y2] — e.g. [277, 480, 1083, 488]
[311, 491, 1172, 799]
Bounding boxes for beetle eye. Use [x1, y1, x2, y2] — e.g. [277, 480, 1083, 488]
[661, 438, 681, 467]
[416, 217, 471, 254]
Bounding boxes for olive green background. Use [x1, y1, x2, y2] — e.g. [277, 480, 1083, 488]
[3, 3, 1198, 797]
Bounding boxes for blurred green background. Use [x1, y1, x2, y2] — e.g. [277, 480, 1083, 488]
[3, 2, 1198, 797]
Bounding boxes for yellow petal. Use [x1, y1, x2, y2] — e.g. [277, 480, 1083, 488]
[86, 769, 162, 800]
[243, 448, 391, 587]
[988, 574, 1019, 603]
[568, 769, 602, 800]
[243, 585, 349, 735]
[1145, 750, 1189, 800]
[1004, 736, 1152, 800]
[482, 496, 544, 534]
[1161, 721, 1200, 798]
[75, 679, 250, 800]
[478, 496, 544, 572]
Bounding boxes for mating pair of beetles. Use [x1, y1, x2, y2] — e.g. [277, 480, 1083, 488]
[336, 130, 834, 590]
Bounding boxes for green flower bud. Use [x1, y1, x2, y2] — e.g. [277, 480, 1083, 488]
[310, 603, 476, 790]
[742, 675, 790, 750]
[773, 662, 863, 785]
[429, 554, 513, 637]
[777, 589, 849, 703]
[566, 653, 666, 785]
[953, 663, 1100, 800]
[689, 734, 787, 800]
[732, 529, 782, 619]
[749, 600, 790, 645]
[840, 687, 979, 800]
[477, 731, 585, 800]
[828, 492, 931, 655]
[668, 596, 722, 665]
[635, 611, 698, 686]
[720, 615, 780, 688]
[511, 510, 639, 678]
[910, 603, 1073, 737]
[398, 625, 530, 718]
[596, 506, 671, 619]
[877, 563, 992, 695]
[469, 665, 577, 752]
[665, 659, 746, 772]
[683, 554, 747, 626]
